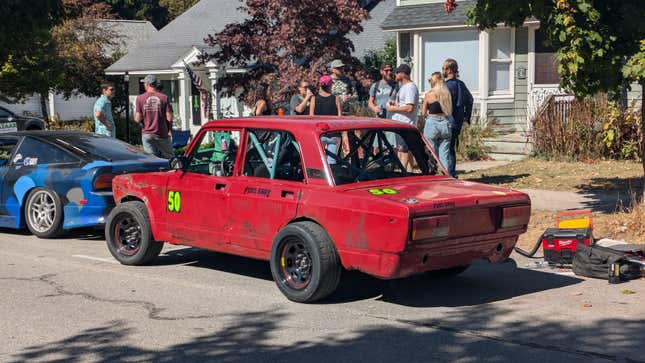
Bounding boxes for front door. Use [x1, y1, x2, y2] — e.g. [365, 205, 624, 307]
[227, 129, 304, 252]
[165, 128, 241, 250]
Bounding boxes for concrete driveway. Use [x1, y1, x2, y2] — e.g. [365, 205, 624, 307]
[1, 229, 643, 362]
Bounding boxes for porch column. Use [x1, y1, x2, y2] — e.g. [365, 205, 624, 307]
[208, 68, 222, 119]
[177, 71, 191, 131]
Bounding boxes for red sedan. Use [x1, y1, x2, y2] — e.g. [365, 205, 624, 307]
[106, 117, 531, 302]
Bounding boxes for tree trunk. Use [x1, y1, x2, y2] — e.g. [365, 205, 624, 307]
[39, 92, 49, 122]
[641, 79, 644, 202]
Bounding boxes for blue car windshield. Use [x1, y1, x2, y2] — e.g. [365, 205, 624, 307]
[53, 134, 154, 161]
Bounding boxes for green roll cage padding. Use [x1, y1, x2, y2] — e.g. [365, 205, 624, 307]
[248, 132, 301, 179]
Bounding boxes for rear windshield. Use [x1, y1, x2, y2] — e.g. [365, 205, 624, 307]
[321, 128, 443, 185]
[53, 134, 153, 161]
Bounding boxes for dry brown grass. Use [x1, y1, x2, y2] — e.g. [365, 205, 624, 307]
[462, 159, 642, 192]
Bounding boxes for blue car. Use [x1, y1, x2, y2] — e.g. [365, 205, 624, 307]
[0, 131, 168, 238]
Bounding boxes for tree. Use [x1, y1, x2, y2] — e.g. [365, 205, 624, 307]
[0, 0, 63, 66]
[451, 0, 645, 194]
[104, 0, 168, 29]
[160, 0, 199, 22]
[363, 37, 397, 81]
[202, 0, 372, 105]
[0, 0, 120, 120]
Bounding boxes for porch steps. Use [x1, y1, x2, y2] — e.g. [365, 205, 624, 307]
[484, 133, 533, 161]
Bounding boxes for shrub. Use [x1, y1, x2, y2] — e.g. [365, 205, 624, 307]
[458, 119, 497, 161]
[532, 95, 642, 160]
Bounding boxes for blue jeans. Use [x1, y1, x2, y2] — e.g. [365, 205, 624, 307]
[424, 115, 453, 176]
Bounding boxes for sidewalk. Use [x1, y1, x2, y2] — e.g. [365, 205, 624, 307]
[457, 160, 626, 212]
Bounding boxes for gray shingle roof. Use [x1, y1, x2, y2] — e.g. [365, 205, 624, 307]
[106, 0, 246, 73]
[348, 0, 396, 59]
[98, 19, 158, 57]
[381, 1, 475, 30]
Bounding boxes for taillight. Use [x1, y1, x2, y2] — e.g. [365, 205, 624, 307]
[500, 205, 531, 229]
[93, 173, 116, 191]
[411, 215, 450, 241]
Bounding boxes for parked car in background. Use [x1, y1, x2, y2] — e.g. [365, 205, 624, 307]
[106, 117, 531, 302]
[0, 131, 168, 238]
[0, 106, 46, 132]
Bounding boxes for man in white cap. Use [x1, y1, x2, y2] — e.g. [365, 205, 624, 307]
[329, 59, 355, 115]
[135, 75, 174, 159]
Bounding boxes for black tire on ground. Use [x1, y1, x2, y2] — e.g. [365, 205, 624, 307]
[270, 221, 341, 303]
[25, 187, 64, 238]
[105, 201, 163, 265]
[425, 265, 470, 278]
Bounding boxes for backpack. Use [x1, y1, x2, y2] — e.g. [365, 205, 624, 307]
[572, 244, 643, 281]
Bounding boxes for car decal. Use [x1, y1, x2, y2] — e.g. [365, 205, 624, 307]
[168, 190, 182, 213]
[368, 188, 398, 195]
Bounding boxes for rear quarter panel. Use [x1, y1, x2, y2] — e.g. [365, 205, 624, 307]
[113, 171, 171, 240]
[296, 188, 410, 273]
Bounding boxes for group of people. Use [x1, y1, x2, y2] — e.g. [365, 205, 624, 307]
[93, 58, 474, 178]
[94, 75, 176, 159]
[364, 59, 473, 178]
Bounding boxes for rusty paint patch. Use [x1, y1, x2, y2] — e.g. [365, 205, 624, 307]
[345, 214, 369, 250]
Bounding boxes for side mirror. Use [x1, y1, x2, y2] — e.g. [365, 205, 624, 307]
[169, 156, 187, 170]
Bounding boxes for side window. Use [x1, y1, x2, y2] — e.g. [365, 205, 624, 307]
[15, 137, 78, 166]
[244, 129, 304, 182]
[0, 137, 18, 166]
[0, 107, 12, 118]
[187, 129, 240, 176]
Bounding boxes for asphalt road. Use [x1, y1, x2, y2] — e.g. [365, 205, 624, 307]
[1, 228, 644, 363]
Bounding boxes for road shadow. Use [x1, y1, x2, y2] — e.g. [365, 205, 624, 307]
[465, 173, 530, 185]
[151, 248, 582, 307]
[153, 247, 273, 281]
[9, 306, 645, 362]
[575, 176, 643, 213]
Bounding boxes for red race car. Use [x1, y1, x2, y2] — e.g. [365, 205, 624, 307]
[106, 117, 531, 302]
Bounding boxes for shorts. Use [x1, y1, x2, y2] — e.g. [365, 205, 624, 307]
[142, 134, 174, 159]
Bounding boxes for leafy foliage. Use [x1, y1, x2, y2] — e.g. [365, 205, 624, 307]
[202, 0, 371, 105]
[362, 37, 397, 81]
[160, 0, 199, 22]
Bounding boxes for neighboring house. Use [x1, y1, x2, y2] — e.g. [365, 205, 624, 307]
[0, 19, 158, 122]
[382, 0, 642, 160]
[106, 0, 394, 136]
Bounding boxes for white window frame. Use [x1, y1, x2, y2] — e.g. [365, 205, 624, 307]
[485, 28, 515, 98]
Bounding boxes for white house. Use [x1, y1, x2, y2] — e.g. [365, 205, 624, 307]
[0, 19, 158, 121]
[105, 0, 396, 136]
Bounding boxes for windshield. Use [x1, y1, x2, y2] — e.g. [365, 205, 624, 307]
[321, 128, 443, 185]
[53, 134, 155, 161]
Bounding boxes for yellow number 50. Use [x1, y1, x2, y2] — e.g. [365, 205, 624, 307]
[168, 191, 182, 213]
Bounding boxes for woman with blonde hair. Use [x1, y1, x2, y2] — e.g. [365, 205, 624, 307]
[422, 72, 454, 174]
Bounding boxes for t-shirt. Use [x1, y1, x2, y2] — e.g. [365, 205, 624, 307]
[289, 94, 309, 115]
[93, 95, 115, 137]
[369, 80, 397, 117]
[390, 82, 419, 125]
[135, 91, 173, 137]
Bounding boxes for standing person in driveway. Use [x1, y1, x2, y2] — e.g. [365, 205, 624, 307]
[368, 64, 397, 119]
[93, 82, 116, 137]
[386, 64, 419, 172]
[135, 75, 174, 159]
[422, 72, 453, 173]
[443, 58, 473, 178]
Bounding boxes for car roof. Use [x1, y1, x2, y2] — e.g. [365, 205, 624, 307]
[201, 116, 419, 133]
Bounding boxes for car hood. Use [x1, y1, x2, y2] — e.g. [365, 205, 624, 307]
[82, 158, 169, 174]
[341, 177, 530, 216]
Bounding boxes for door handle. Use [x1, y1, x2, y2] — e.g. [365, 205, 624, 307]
[281, 190, 295, 199]
[215, 183, 227, 190]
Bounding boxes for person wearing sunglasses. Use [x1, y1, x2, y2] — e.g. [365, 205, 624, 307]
[368, 64, 398, 119]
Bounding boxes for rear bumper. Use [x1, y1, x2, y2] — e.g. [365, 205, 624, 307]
[62, 191, 115, 229]
[340, 229, 523, 279]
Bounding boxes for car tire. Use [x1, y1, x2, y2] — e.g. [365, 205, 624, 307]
[106, 201, 163, 265]
[270, 221, 341, 303]
[425, 265, 470, 278]
[25, 187, 63, 238]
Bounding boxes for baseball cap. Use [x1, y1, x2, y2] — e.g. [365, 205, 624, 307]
[381, 64, 393, 71]
[318, 75, 333, 87]
[329, 59, 345, 69]
[394, 64, 411, 75]
[140, 74, 158, 85]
